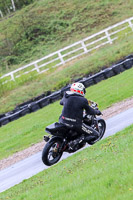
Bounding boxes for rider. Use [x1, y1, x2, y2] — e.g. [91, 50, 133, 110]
[59, 82, 102, 143]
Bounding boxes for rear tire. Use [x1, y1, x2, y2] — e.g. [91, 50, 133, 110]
[42, 138, 63, 166]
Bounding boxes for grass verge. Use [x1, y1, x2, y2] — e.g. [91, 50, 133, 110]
[0, 68, 133, 160]
[0, 124, 133, 200]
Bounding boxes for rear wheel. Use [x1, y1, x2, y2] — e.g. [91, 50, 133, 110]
[42, 138, 63, 166]
[89, 119, 106, 145]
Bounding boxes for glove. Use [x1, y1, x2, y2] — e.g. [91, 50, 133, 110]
[96, 110, 102, 115]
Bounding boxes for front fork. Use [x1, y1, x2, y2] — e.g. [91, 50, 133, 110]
[91, 116, 100, 132]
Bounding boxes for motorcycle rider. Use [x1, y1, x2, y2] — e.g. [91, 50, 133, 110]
[59, 82, 102, 143]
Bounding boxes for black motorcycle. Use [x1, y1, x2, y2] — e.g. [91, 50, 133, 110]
[42, 101, 106, 166]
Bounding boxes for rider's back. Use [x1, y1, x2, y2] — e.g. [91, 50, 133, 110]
[59, 91, 95, 125]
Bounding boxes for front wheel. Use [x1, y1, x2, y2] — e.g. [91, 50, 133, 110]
[42, 138, 63, 166]
[97, 119, 106, 139]
[89, 119, 106, 145]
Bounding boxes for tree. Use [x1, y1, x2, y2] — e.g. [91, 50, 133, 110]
[0, 0, 34, 17]
[0, 10, 3, 17]
[10, 0, 16, 11]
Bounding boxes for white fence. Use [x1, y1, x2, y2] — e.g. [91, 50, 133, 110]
[1, 16, 133, 84]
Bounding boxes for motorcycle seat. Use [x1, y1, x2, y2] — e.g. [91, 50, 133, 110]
[46, 122, 68, 134]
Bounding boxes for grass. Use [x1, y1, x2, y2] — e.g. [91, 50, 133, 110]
[1, 0, 133, 73]
[1, 32, 133, 113]
[0, 67, 133, 160]
[0, 124, 133, 199]
[1, 0, 133, 113]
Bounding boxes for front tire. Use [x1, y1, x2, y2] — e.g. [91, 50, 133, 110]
[97, 119, 106, 139]
[89, 119, 106, 145]
[42, 138, 63, 166]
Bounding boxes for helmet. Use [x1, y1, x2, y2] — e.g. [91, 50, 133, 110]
[70, 82, 86, 96]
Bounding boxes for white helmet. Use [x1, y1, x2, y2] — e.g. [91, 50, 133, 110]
[70, 82, 86, 96]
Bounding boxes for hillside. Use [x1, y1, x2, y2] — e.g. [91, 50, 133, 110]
[0, 0, 133, 73]
[0, 0, 133, 114]
[1, 33, 133, 114]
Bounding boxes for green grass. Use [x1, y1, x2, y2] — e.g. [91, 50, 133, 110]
[0, 124, 133, 200]
[1, 0, 133, 73]
[0, 68, 133, 160]
[1, 32, 133, 113]
[1, 0, 133, 113]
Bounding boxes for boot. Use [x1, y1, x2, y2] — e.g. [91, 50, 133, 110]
[84, 135, 97, 143]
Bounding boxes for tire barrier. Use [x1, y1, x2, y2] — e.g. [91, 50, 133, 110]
[102, 68, 116, 78]
[19, 107, 31, 117]
[0, 55, 133, 127]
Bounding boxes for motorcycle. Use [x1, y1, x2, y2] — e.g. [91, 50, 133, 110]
[42, 101, 106, 166]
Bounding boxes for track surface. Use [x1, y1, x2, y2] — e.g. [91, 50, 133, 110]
[0, 107, 133, 193]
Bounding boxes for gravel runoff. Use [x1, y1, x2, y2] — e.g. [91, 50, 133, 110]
[0, 97, 133, 170]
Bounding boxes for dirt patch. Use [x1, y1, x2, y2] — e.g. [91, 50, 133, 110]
[0, 97, 133, 170]
[102, 97, 133, 120]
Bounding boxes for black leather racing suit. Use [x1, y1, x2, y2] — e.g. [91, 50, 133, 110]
[59, 91, 101, 142]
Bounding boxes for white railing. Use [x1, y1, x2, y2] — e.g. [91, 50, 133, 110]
[1, 16, 133, 84]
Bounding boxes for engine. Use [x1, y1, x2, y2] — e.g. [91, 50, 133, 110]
[67, 135, 85, 152]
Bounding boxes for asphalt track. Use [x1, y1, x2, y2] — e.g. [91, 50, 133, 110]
[0, 107, 133, 193]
